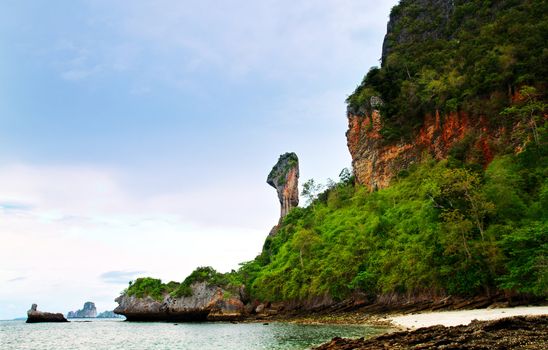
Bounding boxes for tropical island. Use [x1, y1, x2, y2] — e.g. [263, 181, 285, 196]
[113, 0, 546, 347]
[67, 302, 123, 319]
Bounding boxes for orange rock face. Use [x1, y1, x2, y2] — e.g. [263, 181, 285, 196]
[267, 152, 300, 221]
[347, 110, 503, 190]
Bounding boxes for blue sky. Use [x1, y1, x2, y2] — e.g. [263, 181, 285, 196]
[0, 0, 398, 320]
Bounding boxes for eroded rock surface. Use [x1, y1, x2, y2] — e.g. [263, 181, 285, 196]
[347, 110, 504, 190]
[314, 315, 548, 350]
[114, 282, 245, 321]
[26, 304, 68, 323]
[267, 152, 299, 232]
[346, 0, 526, 191]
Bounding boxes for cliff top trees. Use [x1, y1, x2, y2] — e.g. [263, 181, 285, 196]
[348, 0, 547, 141]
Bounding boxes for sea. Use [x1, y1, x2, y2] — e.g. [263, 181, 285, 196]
[0, 318, 387, 350]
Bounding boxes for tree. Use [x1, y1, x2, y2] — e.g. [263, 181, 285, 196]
[438, 168, 495, 241]
[501, 86, 547, 147]
[498, 222, 548, 296]
[291, 229, 321, 268]
[440, 209, 474, 259]
[301, 179, 323, 206]
[339, 168, 353, 184]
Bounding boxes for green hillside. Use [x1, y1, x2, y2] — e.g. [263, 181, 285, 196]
[123, 0, 547, 305]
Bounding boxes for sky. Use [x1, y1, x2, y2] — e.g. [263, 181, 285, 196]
[0, 0, 398, 320]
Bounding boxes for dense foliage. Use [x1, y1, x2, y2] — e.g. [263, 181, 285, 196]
[239, 137, 547, 302]
[170, 266, 239, 298]
[125, 267, 241, 301]
[125, 278, 172, 301]
[347, 0, 547, 141]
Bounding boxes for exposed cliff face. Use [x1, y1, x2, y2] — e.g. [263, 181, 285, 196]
[347, 109, 504, 190]
[114, 281, 245, 321]
[67, 301, 97, 318]
[346, 0, 545, 189]
[267, 152, 299, 226]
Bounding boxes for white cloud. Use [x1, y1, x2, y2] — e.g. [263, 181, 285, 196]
[55, 0, 396, 86]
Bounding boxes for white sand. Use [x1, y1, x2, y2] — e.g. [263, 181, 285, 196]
[387, 306, 548, 329]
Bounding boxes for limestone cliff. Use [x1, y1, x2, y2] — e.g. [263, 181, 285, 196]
[347, 109, 505, 190]
[346, 0, 545, 189]
[267, 152, 299, 223]
[67, 301, 97, 318]
[114, 281, 245, 321]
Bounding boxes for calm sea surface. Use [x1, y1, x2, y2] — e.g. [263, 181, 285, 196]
[0, 318, 387, 350]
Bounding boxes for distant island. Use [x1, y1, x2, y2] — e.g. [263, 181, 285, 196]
[68, 301, 123, 319]
[67, 301, 97, 318]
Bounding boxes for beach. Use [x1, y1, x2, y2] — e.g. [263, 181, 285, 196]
[387, 305, 548, 329]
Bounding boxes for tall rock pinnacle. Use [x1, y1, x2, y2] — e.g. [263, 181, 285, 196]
[267, 152, 299, 221]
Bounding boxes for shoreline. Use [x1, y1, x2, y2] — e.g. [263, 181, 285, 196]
[313, 315, 548, 350]
[295, 306, 548, 349]
[247, 305, 548, 329]
[387, 305, 548, 329]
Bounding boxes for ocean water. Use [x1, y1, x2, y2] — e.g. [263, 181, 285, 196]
[0, 319, 387, 350]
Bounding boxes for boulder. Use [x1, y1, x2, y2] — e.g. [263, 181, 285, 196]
[26, 304, 68, 323]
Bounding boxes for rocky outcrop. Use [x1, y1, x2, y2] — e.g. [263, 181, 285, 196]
[267, 152, 299, 234]
[347, 0, 536, 190]
[347, 109, 504, 190]
[67, 301, 97, 318]
[114, 281, 245, 321]
[314, 315, 548, 350]
[26, 304, 68, 323]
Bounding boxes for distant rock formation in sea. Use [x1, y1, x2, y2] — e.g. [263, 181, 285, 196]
[67, 301, 97, 318]
[26, 304, 68, 323]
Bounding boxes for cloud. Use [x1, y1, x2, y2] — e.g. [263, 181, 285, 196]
[61, 66, 102, 81]
[100, 270, 146, 284]
[7, 276, 26, 282]
[49, 0, 397, 87]
[0, 201, 33, 212]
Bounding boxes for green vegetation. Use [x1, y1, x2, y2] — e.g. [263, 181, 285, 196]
[125, 267, 242, 301]
[126, 278, 170, 302]
[126, 132, 546, 303]
[170, 266, 238, 298]
[267, 152, 299, 186]
[347, 0, 547, 141]
[239, 137, 547, 302]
